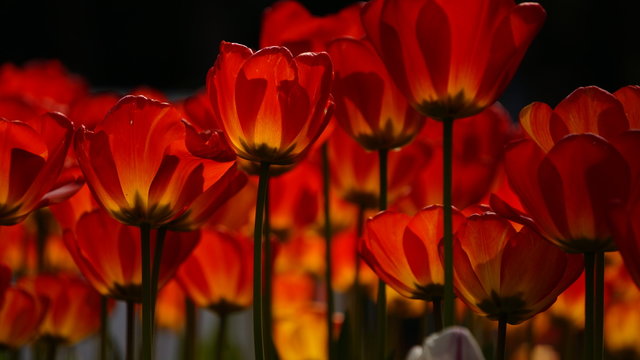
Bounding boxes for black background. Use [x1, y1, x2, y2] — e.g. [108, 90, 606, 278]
[1, 0, 638, 116]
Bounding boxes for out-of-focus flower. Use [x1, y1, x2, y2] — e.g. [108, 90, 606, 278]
[406, 326, 485, 360]
[63, 209, 199, 302]
[361, 206, 465, 301]
[0, 112, 76, 225]
[362, 0, 546, 120]
[0, 286, 47, 348]
[452, 213, 583, 324]
[207, 42, 333, 166]
[260, 0, 365, 55]
[74, 95, 246, 229]
[274, 303, 327, 360]
[156, 279, 186, 332]
[67, 93, 119, 130]
[0, 264, 9, 304]
[272, 272, 316, 318]
[327, 37, 425, 150]
[18, 273, 112, 345]
[177, 229, 252, 314]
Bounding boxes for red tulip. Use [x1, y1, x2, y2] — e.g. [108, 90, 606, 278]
[74, 95, 247, 229]
[327, 37, 425, 150]
[614, 85, 640, 129]
[177, 229, 253, 314]
[361, 206, 465, 300]
[0, 112, 76, 225]
[452, 213, 583, 324]
[63, 209, 199, 301]
[361, 0, 546, 119]
[0, 286, 47, 348]
[260, 0, 365, 55]
[207, 42, 333, 165]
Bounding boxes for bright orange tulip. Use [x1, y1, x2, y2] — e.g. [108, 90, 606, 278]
[361, 0, 546, 120]
[18, 273, 112, 345]
[274, 303, 328, 360]
[64, 209, 199, 301]
[327, 37, 425, 150]
[0, 286, 47, 348]
[156, 279, 186, 332]
[207, 42, 333, 166]
[260, 0, 365, 55]
[0, 112, 76, 225]
[361, 206, 465, 301]
[452, 213, 583, 324]
[177, 229, 252, 314]
[74, 95, 247, 229]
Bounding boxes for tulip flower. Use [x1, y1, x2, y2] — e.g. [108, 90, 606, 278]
[155, 280, 186, 332]
[452, 213, 582, 358]
[0, 286, 47, 349]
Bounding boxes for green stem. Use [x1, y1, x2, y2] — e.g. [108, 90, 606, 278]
[100, 296, 109, 360]
[215, 313, 229, 360]
[140, 224, 152, 360]
[377, 148, 388, 360]
[584, 252, 595, 360]
[253, 162, 270, 360]
[184, 298, 197, 360]
[322, 144, 335, 360]
[45, 339, 57, 360]
[263, 182, 276, 360]
[496, 315, 507, 360]
[594, 252, 605, 360]
[351, 205, 366, 360]
[432, 298, 443, 332]
[126, 300, 136, 360]
[442, 117, 455, 327]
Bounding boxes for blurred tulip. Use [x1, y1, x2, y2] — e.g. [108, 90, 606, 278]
[63, 209, 199, 301]
[452, 213, 583, 324]
[361, 0, 546, 120]
[206, 42, 333, 166]
[327, 37, 425, 150]
[274, 303, 328, 360]
[67, 93, 119, 130]
[260, 0, 364, 55]
[0, 112, 76, 225]
[156, 279, 186, 332]
[18, 273, 112, 345]
[74, 95, 246, 230]
[177, 229, 252, 314]
[0, 286, 47, 348]
[406, 326, 484, 360]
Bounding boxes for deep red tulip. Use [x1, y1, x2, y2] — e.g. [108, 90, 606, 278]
[0, 286, 47, 348]
[18, 273, 112, 345]
[327, 37, 425, 150]
[177, 228, 253, 314]
[260, 0, 365, 55]
[361, 0, 546, 119]
[361, 206, 465, 300]
[74, 95, 247, 229]
[67, 93, 119, 130]
[64, 208, 199, 301]
[0, 112, 76, 225]
[207, 42, 333, 165]
[452, 213, 583, 324]
[614, 85, 640, 129]
[609, 192, 640, 290]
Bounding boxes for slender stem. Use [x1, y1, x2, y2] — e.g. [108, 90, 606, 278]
[45, 340, 57, 360]
[140, 224, 152, 360]
[126, 300, 136, 360]
[496, 316, 507, 360]
[215, 313, 229, 360]
[263, 184, 275, 360]
[351, 205, 366, 360]
[34, 209, 48, 273]
[253, 162, 270, 360]
[322, 144, 335, 360]
[594, 252, 605, 360]
[184, 298, 197, 360]
[442, 117, 455, 327]
[150, 227, 167, 335]
[584, 252, 595, 360]
[432, 298, 443, 332]
[100, 296, 109, 360]
[377, 148, 388, 360]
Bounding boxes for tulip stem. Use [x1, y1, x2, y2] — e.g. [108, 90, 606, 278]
[184, 298, 197, 360]
[351, 205, 366, 360]
[100, 296, 109, 360]
[126, 300, 136, 360]
[140, 223, 152, 360]
[151, 227, 167, 329]
[594, 252, 605, 360]
[442, 117, 455, 328]
[253, 162, 270, 360]
[496, 315, 507, 360]
[432, 298, 443, 332]
[45, 339, 57, 360]
[376, 148, 388, 360]
[322, 143, 336, 360]
[215, 313, 229, 360]
[584, 252, 595, 360]
[263, 183, 276, 359]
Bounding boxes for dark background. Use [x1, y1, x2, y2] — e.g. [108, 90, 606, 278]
[1, 0, 638, 117]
